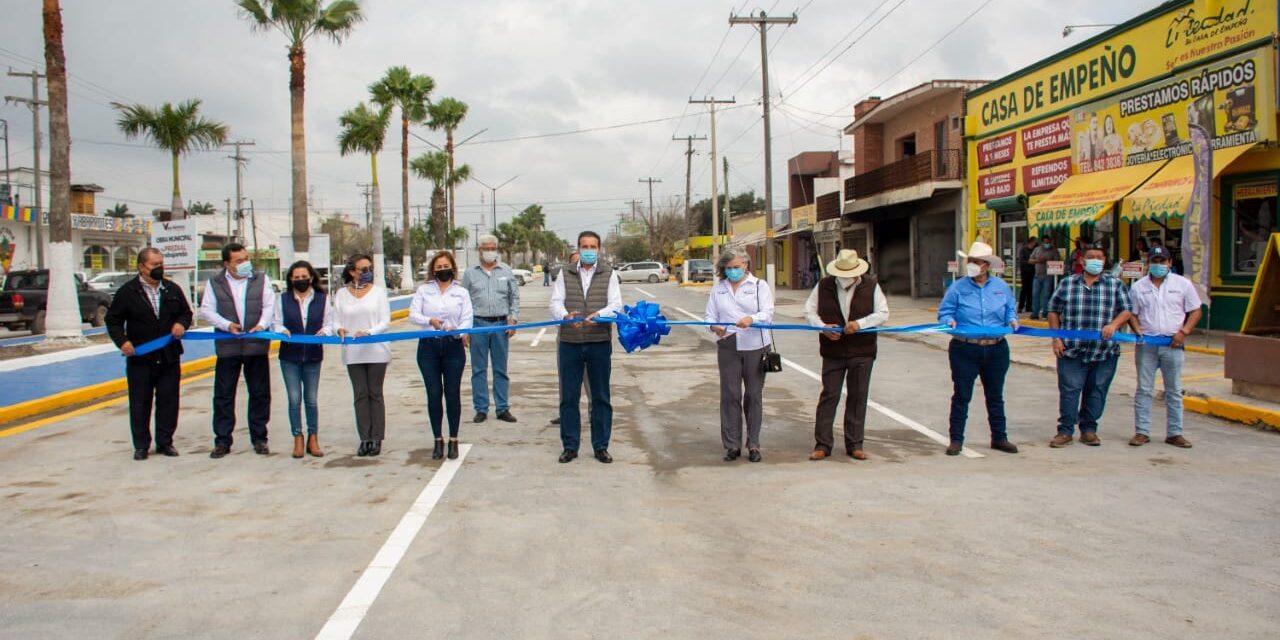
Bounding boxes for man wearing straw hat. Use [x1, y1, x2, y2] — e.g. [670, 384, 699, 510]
[937, 241, 1021, 456]
[803, 249, 889, 461]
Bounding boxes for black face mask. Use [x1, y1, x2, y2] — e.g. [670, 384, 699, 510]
[434, 269, 455, 282]
[147, 266, 164, 281]
[290, 278, 311, 293]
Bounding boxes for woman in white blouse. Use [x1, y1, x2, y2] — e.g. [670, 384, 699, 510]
[330, 254, 392, 457]
[410, 250, 473, 460]
[703, 248, 774, 463]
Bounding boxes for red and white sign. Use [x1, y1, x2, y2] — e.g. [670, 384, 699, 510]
[1021, 116, 1071, 157]
[947, 260, 959, 274]
[978, 169, 1016, 202]
[1046, 261, 1066, 276]
[1121, 261, 1146, 278]
[977, 132, 1015, 169]
[1022, 156, 1072, 195]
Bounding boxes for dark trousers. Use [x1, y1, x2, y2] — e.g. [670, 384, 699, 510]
[1018, 267, 1034, 312]
[347, 362, 388, 442]
[212, 355, 271, 448]
[126, 359, 180, 451]
[814, 355, 874, 453]
[947, 340, 1010, 444]
[558, 341, 613, 452]
[716, 335, 766, 451]
[417, 338, 466, 438]
[1056, 354, 1119, 436]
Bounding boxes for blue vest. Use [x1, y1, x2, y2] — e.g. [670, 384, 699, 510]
[279, 290, 326, 363]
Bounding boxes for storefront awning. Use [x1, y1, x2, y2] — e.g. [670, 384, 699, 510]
[1028, 161, 1168, 233]
[1121, 145, 1256, 224]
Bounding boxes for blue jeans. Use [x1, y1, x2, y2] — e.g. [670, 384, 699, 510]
[470, 318, 511, 414]
[1032, 275, 1054, 317]
[1056, 354, 1119, 436]
[279, 360, 321, 437]
[417, 338, 466, 438]
[1134, 344, 1185, 437]
[558, 341, 613, 452]
[947, 339, 1010, 444]
[543, 271, 550, 286]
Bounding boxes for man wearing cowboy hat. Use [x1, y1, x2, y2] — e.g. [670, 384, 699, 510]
[937, 242, 1021, 456]
[803, 249, 890, 461]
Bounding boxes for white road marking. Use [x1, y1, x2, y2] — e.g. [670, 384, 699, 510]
[666, 304, 982, 458]
[315, 444, 473, 640]
[529, 327, 548, 347]
[633, 286, 657, 299]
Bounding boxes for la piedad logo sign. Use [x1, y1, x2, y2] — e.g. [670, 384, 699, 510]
[1165, 0, 1257, 53]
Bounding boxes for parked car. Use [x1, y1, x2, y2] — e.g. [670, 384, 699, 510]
[616, 261, 669, 283]
[686, 259, 714, 283]
[511, 268, 532, 285]
[0, 269, 114, 334]
[87, 271, 133, 295]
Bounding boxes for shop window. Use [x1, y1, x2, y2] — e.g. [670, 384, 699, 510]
[83, 245, 110, 272]
[1230, 180, 1278, 276]
[897, 134, 916, 159]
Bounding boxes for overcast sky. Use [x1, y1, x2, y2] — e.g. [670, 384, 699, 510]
[1, 0, 1157, 244]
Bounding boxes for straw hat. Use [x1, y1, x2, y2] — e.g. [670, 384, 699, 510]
[826, 249, 870, 278]
[957, 241, 1005, 272]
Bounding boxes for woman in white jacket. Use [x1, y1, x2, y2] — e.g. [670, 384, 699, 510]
[704, 248, 773, 463]
[330, 254, 392, 456]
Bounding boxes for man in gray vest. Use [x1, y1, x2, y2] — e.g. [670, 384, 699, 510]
[549, 232, 622, 463]
[199, 243, 276, 458]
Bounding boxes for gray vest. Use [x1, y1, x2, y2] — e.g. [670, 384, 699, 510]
[210, 270, 270, 357]
[558, 263, 613, 344]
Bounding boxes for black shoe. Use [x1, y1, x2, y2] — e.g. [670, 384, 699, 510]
[496, 410, 517, 423]
[357, 441, 370, 457]
[253, 442, 270, 455]
[723, 449, 741, 462]
[156, 444, 179, 457]
[594, 449, 613, 464]
[558, 449, 578, 463]
[133, 449, 148, 461]
[369, 441, 382, 456]
[748, 449, 762, 463]
[550, 417, 561, 426]
[946, 441, 963, 456]
[447, 440, 459, 459]
[991, 440, 1019, 454]
[210, 445, 230, 459]
[432, 439, 444, 460]
[473, 412, 487, 423]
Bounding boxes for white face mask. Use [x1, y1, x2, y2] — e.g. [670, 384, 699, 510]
[965, 262, 983, 278]
[481, 250, 499, 264]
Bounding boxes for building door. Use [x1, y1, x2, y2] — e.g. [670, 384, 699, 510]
[914, 210, 955, 298]
[998, 212, 1028, 286]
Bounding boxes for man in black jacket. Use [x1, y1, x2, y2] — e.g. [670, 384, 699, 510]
[105, 248, 193, 460]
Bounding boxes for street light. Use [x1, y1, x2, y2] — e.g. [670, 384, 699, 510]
[1062, 24, 1117, 37]
[471, 174, 519, 232]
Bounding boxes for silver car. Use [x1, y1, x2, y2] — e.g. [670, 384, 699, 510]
[616, 261, 669, 283]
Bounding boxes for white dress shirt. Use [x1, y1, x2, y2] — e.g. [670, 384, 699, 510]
[548, 262, 623, 320]
[1129, 272, 1202, 337]
[271, 288, 333, 336]
[330, 285, 392, 365]
[199, 271, 276, 332]
[410, 280, 474, 331]
[803, 277, 890, 328]
[703, 274, 774, 351]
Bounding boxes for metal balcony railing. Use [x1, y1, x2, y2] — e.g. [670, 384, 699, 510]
[844, 149, 961, 200]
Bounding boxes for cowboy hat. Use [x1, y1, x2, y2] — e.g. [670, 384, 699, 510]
[826, 249, 869, 278]
[957, 241, 1005, 272]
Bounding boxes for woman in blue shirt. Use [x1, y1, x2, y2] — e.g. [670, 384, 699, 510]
[937, 242, 1020, 457]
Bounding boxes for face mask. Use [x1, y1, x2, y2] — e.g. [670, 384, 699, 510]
[234, 261, 254, 278]
[434, 269, 455, 282]
[147, 266, 164, 281]
[1148, 264, 1170, 278]
[1042, 242, 1052, 248]
[291, 278, 311, 293]
[965, 263, 983, 279]
[724, 267, 745, 282]
[1084, 258, 1105, 275]
[481, 250, 499, 264]
[356, 269, 374, 287]
[579, 249, 598, 265]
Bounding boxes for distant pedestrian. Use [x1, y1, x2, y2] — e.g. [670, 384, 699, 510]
[704, 248, 773, 463]
[804, 249, 890, 461]
[1068, 237, 1087, 275]
[331, 254, 393, 456]
[272, 260, 330, 459]
[1048, 245, 1132, 447]
[411, 250, 473, 460]
[542, 258, 551, 286]
[1128, 245, 1202, 448]
[463, 234, 520, 424]
[1017, 236, 1036, 314]
[937, 242, 1020, 456]
[105, 248, 193, 460]
[1028, 235, 1059, 320]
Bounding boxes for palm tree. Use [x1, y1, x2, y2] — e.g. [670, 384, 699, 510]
[41, 0, 80, 339]
[104, 203, 132, 218]
[237, 0, 364, 260]
[188, 201, 217, 216]
[409, 150, 470, 249]
[112, 99, 229, 219]
[337, 101, 390, 284]
[370, 66, 434, 290]
[426, 97, 468, 229]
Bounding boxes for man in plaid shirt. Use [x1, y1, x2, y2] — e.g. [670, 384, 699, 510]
[1047, 244, 1133, 448]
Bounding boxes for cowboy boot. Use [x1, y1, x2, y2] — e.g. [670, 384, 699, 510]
[307, 433, 324, 457]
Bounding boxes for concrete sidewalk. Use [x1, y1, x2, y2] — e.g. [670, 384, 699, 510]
[769, 287, 1280, 431]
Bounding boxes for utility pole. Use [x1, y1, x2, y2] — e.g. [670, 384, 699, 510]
[730, 10, 796, 285]
[224, 198, 232, 240]
[412, 204, 427, 229]
[249, 199, 259, 253]
[6, 69, 48, 267]
[626, 199, 643, 223]
[637, 178, 662, 256]
[690, 97, 735, 263]
[356, 182, 373, 229]
[723, 156, 731, 239]
[672, 134, 706, 242]
[225, 140, 254, 242]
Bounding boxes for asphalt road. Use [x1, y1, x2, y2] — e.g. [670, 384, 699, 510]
[1, 280, 1277, 639]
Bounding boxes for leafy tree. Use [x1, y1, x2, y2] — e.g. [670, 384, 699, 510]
[409, 150, 470, 248]
[104, 202, 131, 218]
[187, 201, 217, 216]
[370, 65, 434, 290]
[111, 99, 228, 219]
[690, 190, 767, 235]
[337, 101, 390, 281]
[426, 97, 468, 228]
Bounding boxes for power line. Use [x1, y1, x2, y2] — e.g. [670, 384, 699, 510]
[782, 0, 910, 100]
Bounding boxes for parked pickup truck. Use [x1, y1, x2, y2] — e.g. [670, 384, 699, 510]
[0, 269, 114, 334]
